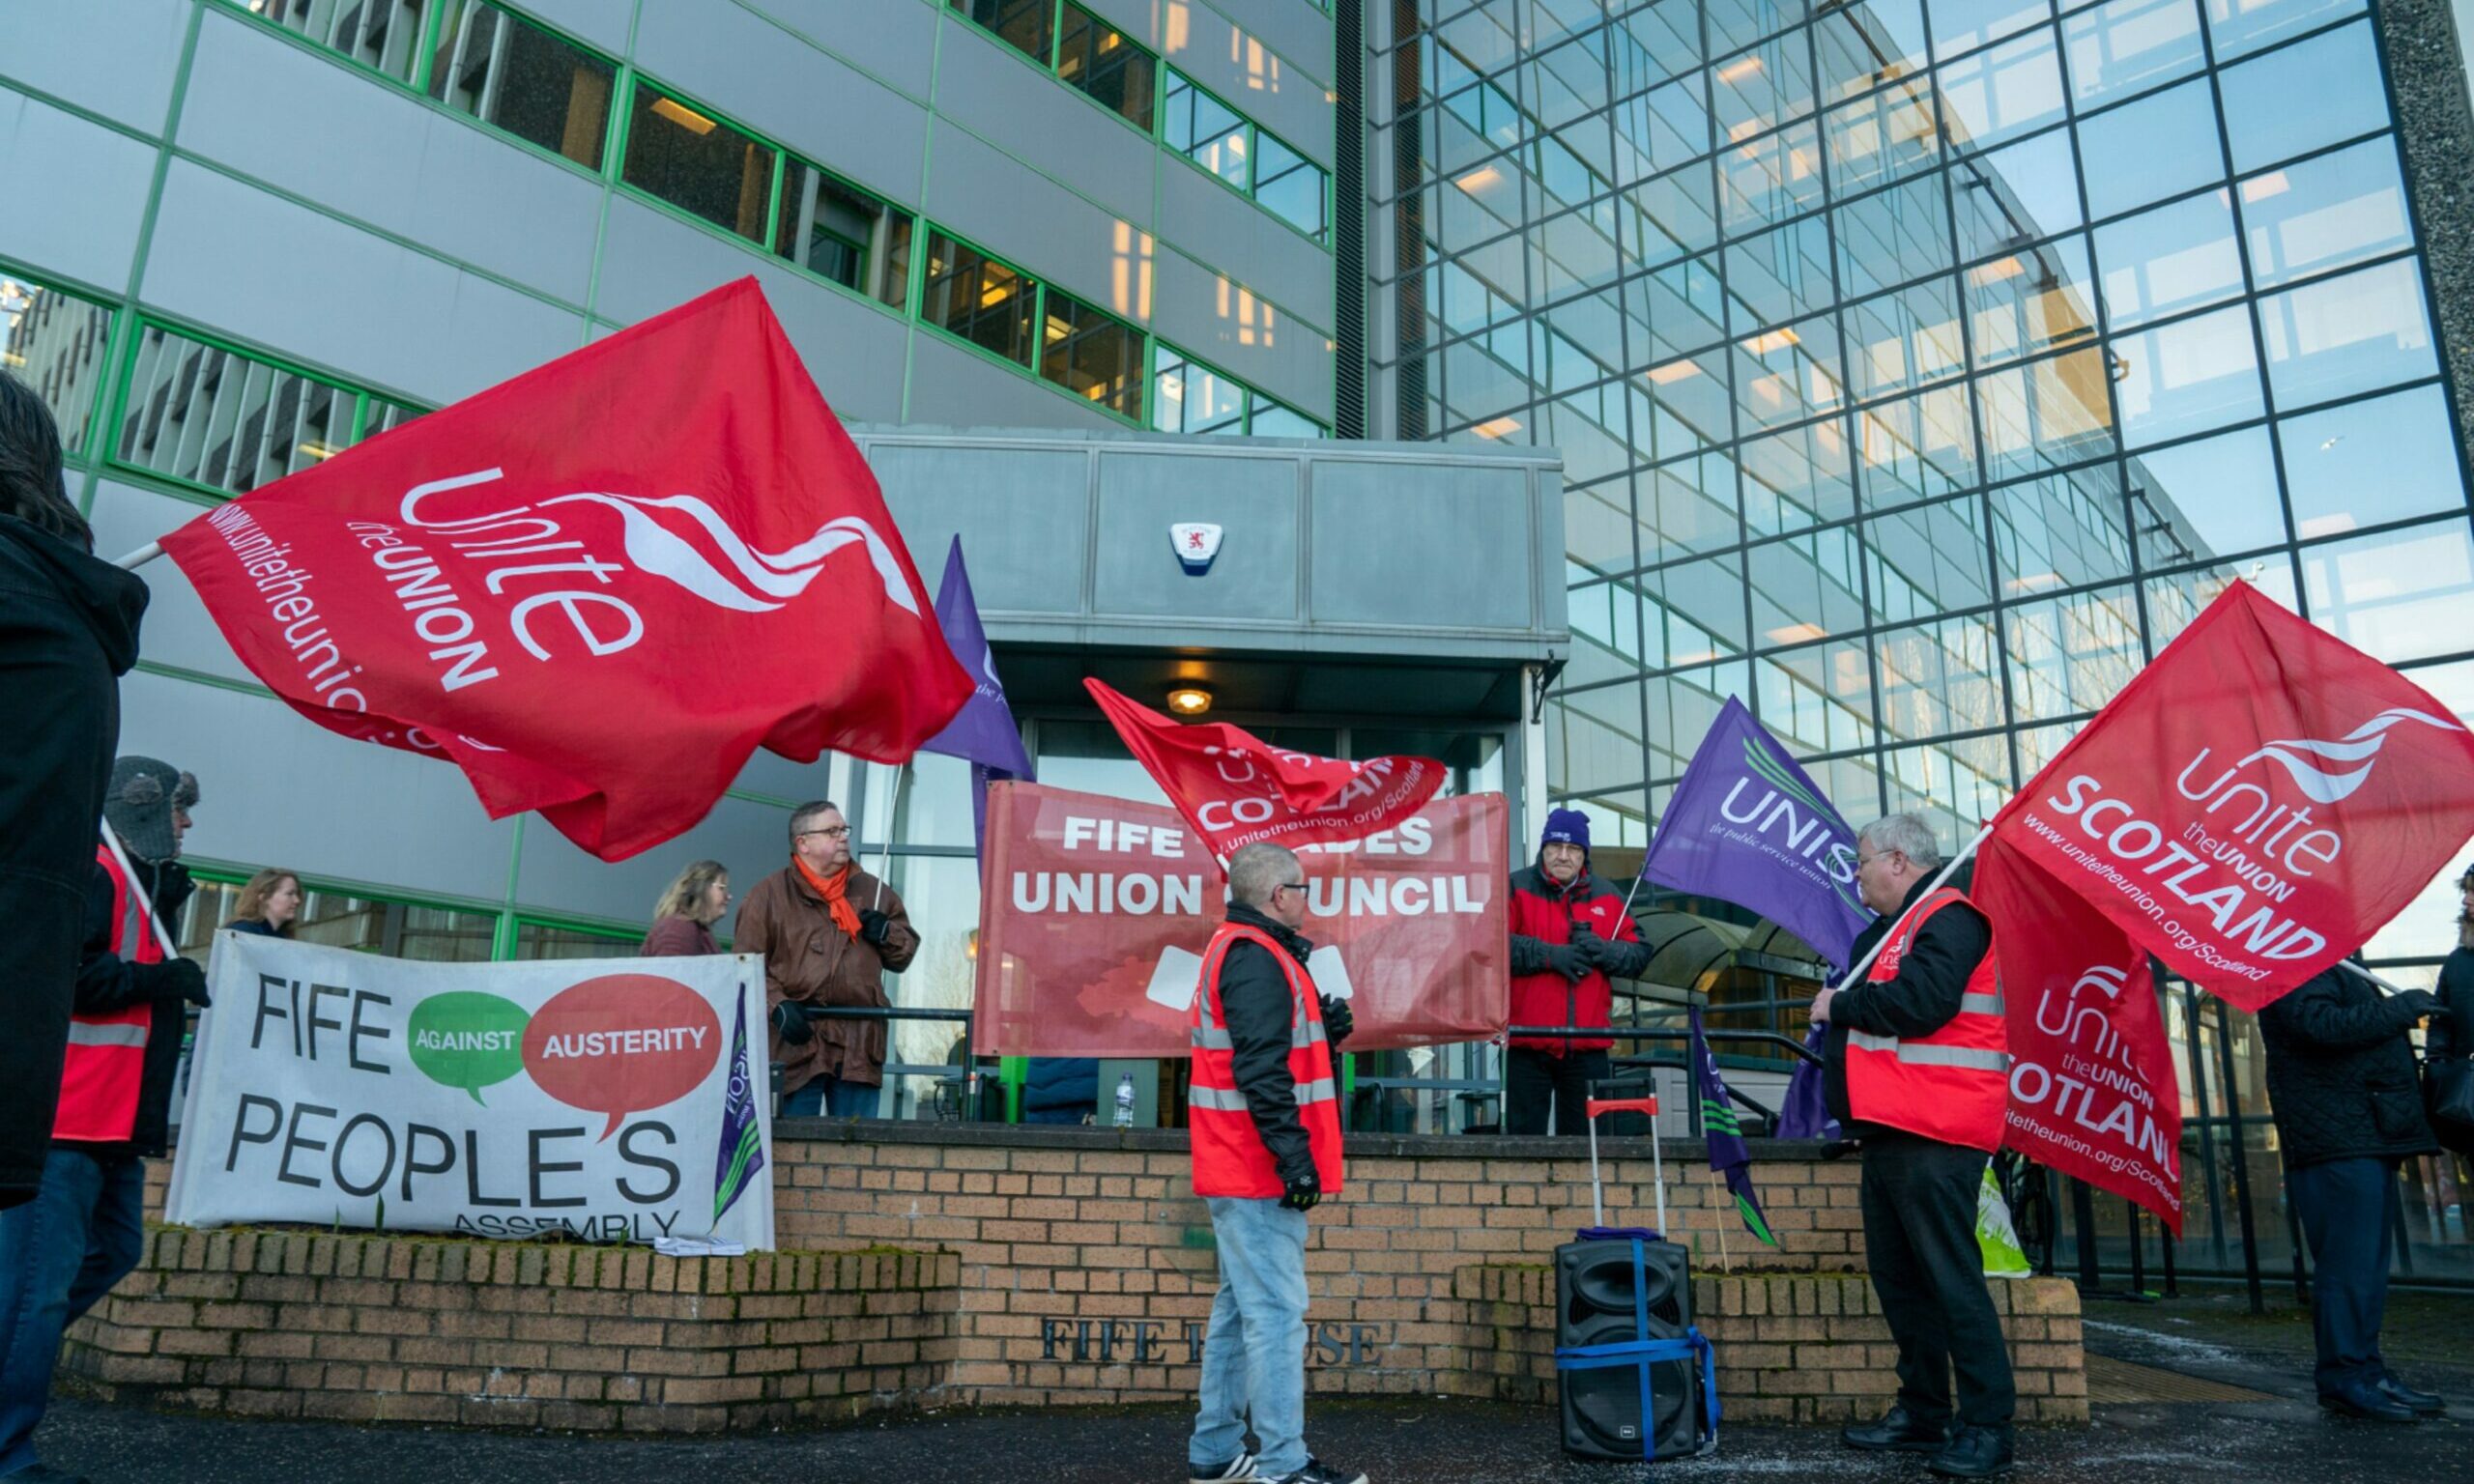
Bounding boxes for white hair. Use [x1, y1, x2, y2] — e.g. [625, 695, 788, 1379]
[1858, 813, 1943, 871]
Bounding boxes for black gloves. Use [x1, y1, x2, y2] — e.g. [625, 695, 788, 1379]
[141, 956, 210, 1008]
[1279, 1167, 1321, 1212]
[1319, 994, 1354, 1046]
[1568, 920, 1606, 967]
[857, 908, 893, 946]
[1542, 942, 1591, 983]
[771, 1001, 815, 1045]
[2392, 989, 2442, 1023]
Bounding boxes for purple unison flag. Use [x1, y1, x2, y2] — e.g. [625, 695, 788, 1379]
[1638, 695, 1873, 970]
[919, 537, 1033, 848]
[1691, 1008, 1776, 1246]
[1775, 1023, 1839, 1141]
[712, 985, 764, 1224]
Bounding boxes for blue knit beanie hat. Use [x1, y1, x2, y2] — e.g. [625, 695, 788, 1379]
[1540, 807, 1591, 859]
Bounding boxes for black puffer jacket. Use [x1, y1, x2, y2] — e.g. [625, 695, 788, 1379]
[2259, 967, 2438, 1170]
[0, 515, 147, 1201]
[1216, 902, 1348, 1184]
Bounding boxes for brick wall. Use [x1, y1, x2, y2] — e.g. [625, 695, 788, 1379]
[1454, 1266, 2087, 1423]
[61, 1227, 958, 1432]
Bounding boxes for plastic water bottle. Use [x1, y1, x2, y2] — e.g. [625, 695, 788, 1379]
[1114, 1073, 1136, 1128]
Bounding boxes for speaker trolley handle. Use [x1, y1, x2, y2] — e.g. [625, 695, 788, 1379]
[1583, 1086, 1663, 1236]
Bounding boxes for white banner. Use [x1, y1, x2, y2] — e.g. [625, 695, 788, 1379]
[166, 933, 775, 1249]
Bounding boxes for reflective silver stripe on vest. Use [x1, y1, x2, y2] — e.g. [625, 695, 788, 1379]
[1294, 1077, 1338, 1104]
[1193, 1025, 1234, 1050]
[1848, 1029, 2006, 1072]
[119, 876, 147, 959]
[67, 1021, 148, 1049]
[1958, 991, 2003, 1016]
[1191, 1085, 1249, 1111]
[1295, 1018, 1327, 1048]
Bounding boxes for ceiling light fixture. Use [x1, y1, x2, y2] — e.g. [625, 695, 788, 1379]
[1166, 686, 1214, 716]
[651, 97, 719, 135]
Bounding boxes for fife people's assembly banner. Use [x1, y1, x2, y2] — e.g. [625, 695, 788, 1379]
[167, 934, 775, 1249]
[973, 783, 1510, 1057]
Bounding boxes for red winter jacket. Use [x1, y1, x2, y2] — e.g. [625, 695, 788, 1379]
[1507, 863, 1650, 1054]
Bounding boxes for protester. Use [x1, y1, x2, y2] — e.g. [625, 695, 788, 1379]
[0, 372, 149, 1213]
[1505, 807, 1650, 1135]
[221, 868, 302, 939]
[642, 859, 731, 956]
[1812, 813, 2013, 1479]
[1186, 843, 1361, 1484]
[735, 802, 915, 1119]
[2258, 957, 2446, 1420]
[2431, 865, 2474, 1143]
[0, 757, 210, 1482]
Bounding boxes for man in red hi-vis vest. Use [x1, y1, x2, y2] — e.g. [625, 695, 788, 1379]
[1184, 844, 1363, 1484]
[0, 758, 210, 1481]
[1811, 813, 2014, 1481]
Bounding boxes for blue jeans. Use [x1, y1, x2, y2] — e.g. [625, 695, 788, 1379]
[0, 1149, 148, 1475]
[1190, 1195, 1310, 1477]
[780, 1075, 878, 1119]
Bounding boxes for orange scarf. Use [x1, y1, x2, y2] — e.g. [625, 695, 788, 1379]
[793, 853, 864, 940]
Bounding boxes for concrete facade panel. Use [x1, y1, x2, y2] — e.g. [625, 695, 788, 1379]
[931, 19, 1154, 230]
[899, 327, 1125, 433]
[515, 790, 791, 923]
[180, 12, 601, 307]
[1093, 449, 1300, 620]
[1155, 157, 1334, 334]
[752, 0, 944, 100]
[0, 86, 158, 291]
[859, 438, 1095, 614]
[1149, 247, 1335, 421]
[1309, 459, 1539, 632]
[0, 0, 188, 131]
[1082, 0, 1334, 155]
[85, 481, 248, 686]
[922, 126, 1151, 326]
[515, 0, 640, 55]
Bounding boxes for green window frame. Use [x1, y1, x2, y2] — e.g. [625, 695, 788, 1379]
[914, 229, 1151, 427]
[946, 1, 1161, 135]
[1161, 69, 1332, 244]
[511, 916, 651, 960]
[622, 83, 775, 243]
[1151, 344, 1326, 438]
[1, 268, 116, 459]
[107, 320, 429, 500]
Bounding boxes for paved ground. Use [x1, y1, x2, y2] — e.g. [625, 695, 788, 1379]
[31, 1292, 2474, 1483]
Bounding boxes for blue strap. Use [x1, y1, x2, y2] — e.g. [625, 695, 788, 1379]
[1553, 1322, 1723, 1459]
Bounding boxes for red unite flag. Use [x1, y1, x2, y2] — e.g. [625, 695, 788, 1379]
[1083, 680, 1448, 863]
[159, 278, 972, 861]
[1973, 837, 2184, 1233]
[1988, 582, 2474, 1011]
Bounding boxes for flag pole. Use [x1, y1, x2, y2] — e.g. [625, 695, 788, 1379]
[1707, 1164, 1732, 1272]
[1822, 821, 1994, 999]
[872, 762, 906, 911]
[100, 818, 182, 958]
[113, 542, 163, 571]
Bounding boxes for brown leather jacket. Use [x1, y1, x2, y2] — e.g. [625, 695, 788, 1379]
[734, 862, 917, 1090]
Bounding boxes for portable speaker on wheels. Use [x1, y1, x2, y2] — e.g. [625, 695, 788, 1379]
[1554, 1237, 1704, 1460]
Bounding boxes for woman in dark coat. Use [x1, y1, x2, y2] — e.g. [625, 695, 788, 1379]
[643, 859, 732, 956]
[222, 869, 303, 938]
[0, 370, 148, 1210]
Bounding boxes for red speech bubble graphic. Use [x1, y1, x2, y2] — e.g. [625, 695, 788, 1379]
[521, 974, 723, 1139]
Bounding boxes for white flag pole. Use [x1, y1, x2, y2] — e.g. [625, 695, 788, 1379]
[872, 763, 907, 912]
[99, 818, 182, 958]
[113, 541, 163, 571]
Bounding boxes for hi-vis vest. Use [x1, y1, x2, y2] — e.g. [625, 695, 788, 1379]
[1188, 923, 1344, 1199]
[54, 845, 158, 1144]
[1844, 887, 2009, 1153]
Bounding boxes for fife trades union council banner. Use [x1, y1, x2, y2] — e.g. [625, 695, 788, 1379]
[166, 933, 775, 1249]
[973, 783, 1510, 1057]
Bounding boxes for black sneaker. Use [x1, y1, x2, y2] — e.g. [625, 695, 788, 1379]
[1191, 1454, 1266, 1483]
[1277, 1461, 1367, 1484]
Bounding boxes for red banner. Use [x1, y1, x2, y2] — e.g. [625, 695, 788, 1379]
[1975, 839, 2184, 1233]
[1084, 680, 1446, 861]
[971, 783, 1509, 1057]
[159, 278, 970, 861]
[1989, 582, 2474, 1010]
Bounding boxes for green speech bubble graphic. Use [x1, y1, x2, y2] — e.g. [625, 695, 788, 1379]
[406, 991, 530, 1104]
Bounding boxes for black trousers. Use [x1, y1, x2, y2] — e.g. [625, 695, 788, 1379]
[1859, 1133, 2015, 1430]
[2287, 1156, 2394, 1395]
[1504, 1047, 1610, 1136]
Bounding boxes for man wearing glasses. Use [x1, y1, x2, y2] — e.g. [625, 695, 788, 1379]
[1185, 845, 1363, 1484]
[734, 800, 916, 1118]
[1810, 813, 2012, 1479]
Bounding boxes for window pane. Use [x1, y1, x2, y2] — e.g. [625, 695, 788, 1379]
[1164, 71, 1250, 188]
[1834, 173, 1952, 298]
[1874, 614, 2002, 741]
[259, 0, 427, 82]
[2142, 552, 2297, 649]
[2112, 303, 2262, 446]
[1856, 383, 1978, 506]
[1843, 276, 1966, 400]
[2237, 139, 2411, 291]
[1817, 0, 1929, 102]
[1977, 346, 2119, 480]
[1936, 29, 2067, 154]
[623, 86, 773, 242]
[1, 276, 112, 457]
[2217, 20, 2389, 174]
[948, 0, 1053, 63]
[1825, 76, 1941, 195]
[1930, 0, 2054, 62]
[2126, 424, 2286, 562]
[920, 234, 1036, 364]
[2299, 520, 2474, 665]
[1739, 414, 1856, 533]
[2074, 77, 2222, 220]
[2062, 0, 2204, 105]
[1967, 235, 2100, 367]
[1254, 132, 1329, 239]
[1748, 526, 1868, 643]
[428, 3, 614, 168]
[1865, 493, 1996, 621]
[1247, 402, 1325, 438]
[775, 158, 907, 305]
[513, 924, 643, 961]
[2256, 258, 2435, 410]
[2202, 0, 2364, 59]
[1756, 640, 1878, 755]
[2005, 584, 2144, 721]
[1991, 465, 2134, 594]
[1152, 352, 1244, 434]
[1039, 288, 1144, 419]
[1056, 4, 1155, 130]
[114, 326, 358, 496]
[2280, 385, 2463, 538]
[2093, 188, 2243, 329]
[1711, 34, 1817, 140]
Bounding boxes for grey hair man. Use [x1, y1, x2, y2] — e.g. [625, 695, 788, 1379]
[1183, 842, 1362, 1484]
[1812, 813, 2015, 1479]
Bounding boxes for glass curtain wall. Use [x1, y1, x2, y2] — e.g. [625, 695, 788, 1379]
[1371, 0, 2474, 1280]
